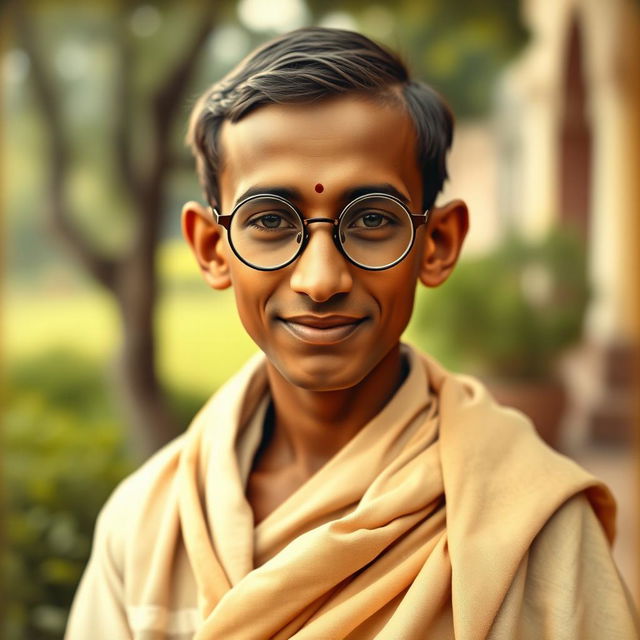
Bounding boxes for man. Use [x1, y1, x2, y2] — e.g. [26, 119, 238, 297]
[66, 27, 638, 639]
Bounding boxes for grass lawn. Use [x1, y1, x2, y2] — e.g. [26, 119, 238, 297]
[5, 286, 257, 396]
[156, 287, 258, 394]
[5, 289, 119, 363]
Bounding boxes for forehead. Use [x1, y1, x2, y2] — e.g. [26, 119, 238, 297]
[218, 94, 423, 209]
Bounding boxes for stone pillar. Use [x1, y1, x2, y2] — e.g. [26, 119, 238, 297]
[582, 0, 640, 442]
[515, 0, 569, 239]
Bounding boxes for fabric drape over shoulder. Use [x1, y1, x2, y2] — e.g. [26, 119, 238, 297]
[66, 345, 639, 639]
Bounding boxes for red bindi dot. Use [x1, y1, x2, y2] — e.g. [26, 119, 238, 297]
[314, 183, 324, 193]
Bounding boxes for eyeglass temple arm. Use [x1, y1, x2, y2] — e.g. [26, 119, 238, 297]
[209, 206, 232, 231]
[409, 210, 430, 230]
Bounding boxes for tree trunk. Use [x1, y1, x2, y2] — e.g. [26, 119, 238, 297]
[14, 1, 220, 456]
[113, 247, 179, 456]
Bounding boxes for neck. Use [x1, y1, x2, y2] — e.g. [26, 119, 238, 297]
[261, 343, 407, 475]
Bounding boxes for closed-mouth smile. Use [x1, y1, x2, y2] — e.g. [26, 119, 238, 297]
[278, 315, 366, 344]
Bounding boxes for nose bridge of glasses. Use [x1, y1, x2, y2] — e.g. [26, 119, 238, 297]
[303, 217, 339, 227]
[301, 216, 345, 255]
[300, 216, 344, 255]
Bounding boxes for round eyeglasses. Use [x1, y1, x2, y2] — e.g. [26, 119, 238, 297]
[209, 192, 430, 271]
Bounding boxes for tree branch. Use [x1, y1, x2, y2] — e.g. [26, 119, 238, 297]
[13, 2, 118, 291]
[134, 3, 220, 252]
[114, 11, 142, 203]
[153, 3, 220, 136]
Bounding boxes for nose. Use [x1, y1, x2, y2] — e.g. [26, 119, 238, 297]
[289, 224, 353, 302]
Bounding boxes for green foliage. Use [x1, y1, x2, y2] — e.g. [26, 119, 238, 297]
[2, 350, 135, 640]
[398, 0, 529, 117]
[1, 347, 214, 640]
[412, 226, 590, 379]
[307, 0, 529, 117]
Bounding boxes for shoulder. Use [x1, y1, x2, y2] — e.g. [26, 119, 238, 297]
[531, 491, 613, 562]
[103, 434, 187, 515]
[93, 435, 187, 565]
[527, 492, 639, 636]
[66, 435, 192, 638]
[489, 492, 640, 638]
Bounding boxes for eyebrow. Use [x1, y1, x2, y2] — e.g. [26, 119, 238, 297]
[233, 183, 411, 210]
[234, 186, 302, 206]
[342, 184, 410, 206]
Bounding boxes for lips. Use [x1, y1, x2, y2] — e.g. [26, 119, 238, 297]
[279, 314, 366, 345]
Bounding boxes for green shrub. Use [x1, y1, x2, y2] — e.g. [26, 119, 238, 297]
[412, 226, 589, 379]
[2, 350, 134, 640]
[2, 348, 211, 639]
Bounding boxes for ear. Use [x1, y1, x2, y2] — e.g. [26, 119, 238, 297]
[181, 201, 232, 290]
[418, 199, 469, 287]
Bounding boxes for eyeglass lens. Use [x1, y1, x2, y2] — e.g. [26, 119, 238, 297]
[229, 195, 414, 269]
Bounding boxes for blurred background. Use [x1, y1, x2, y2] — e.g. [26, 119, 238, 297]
[2, 0, 639, 637]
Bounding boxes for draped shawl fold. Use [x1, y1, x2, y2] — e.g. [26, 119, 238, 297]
[66, 345, 639, 639]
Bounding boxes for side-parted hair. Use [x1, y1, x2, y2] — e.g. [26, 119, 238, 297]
[187, 27, 454, 211]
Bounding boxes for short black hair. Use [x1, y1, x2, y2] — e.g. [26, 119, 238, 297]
[187, 27, 454, 211]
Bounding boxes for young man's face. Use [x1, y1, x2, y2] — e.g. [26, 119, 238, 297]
[191, 95, 453, 391]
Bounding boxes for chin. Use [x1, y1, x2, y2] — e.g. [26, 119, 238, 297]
[271, 354, 372, 392]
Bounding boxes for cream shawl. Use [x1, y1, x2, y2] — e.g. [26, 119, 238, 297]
[66, 345, 639, 639]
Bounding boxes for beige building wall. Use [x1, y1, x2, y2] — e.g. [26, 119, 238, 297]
[499, 0, 640, 345]
[437, 122, 500, 255]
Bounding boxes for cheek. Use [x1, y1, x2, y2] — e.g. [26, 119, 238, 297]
[380, 243, 425, 325]
[227, 265, 274, 344]
[365, 268, 418, 336]
[387, 285, 417, 330]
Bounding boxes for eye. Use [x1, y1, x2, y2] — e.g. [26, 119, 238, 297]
[349, 210, 393, 229]
[248, 213, 296, 231]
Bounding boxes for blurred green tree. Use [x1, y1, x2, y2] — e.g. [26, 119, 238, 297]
[12, 1, 224, 454]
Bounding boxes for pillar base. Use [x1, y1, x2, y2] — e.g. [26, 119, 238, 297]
[588, 341, 639, 445]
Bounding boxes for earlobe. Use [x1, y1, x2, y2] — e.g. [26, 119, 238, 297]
[418, 199, 469, 288]
[181, 201, 232, 290]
